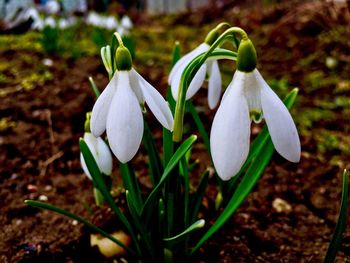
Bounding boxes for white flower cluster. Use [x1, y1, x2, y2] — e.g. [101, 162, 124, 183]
[86, 12, 133, 36]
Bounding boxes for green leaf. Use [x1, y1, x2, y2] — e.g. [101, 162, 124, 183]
[171, 41, 181, 67]
[163, 219, 205, 246]
[190, 170, 209, 224]
[79, 139, 137, 246]
[143, 122, 163, 185]
[25, 200, 136, 256]
[125, 191, 155, 261]
[141, 135, 197, 217]
[191, 139, 275, 254]
[88, 76, 100, 98]
[120, 163, 143, 212]
[324, 169, 349, 263]
[186, 101, 210, 154]
[181, 157, 190, 229]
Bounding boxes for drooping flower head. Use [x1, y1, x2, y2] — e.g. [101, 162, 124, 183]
[169, 27, 222, 109]
[90, 38, 173, 163]
[210, 36, 301, 181]
[80, 113, 113, 179]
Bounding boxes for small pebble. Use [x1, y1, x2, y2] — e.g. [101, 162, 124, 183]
[72, 220, 78, 226]
[38, 195, 48, 201]
[27, 184, 38, 193]
[44, 185, 53, 192]
[272, 198, 292, 213]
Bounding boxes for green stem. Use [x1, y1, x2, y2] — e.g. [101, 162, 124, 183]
[113, 32, 124, 47]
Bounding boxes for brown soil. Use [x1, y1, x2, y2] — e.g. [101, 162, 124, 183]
[1, 1, 349, 262]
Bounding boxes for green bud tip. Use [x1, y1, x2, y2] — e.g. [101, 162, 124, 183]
[115, 45, 132, 71]
[236, 38, 257, 72]
[84, 112, 91, 133]
[204, 28, 220, 45]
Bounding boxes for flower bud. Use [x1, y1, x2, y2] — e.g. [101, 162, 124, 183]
[84, 112, 91, 133]
[115, 46, 132, 71]
[236, 38, 257, 72]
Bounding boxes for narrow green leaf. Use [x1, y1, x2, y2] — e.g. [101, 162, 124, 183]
[163, 219, 205, 246]
[88, 76, 100, 98]
[181, 157, 190, 229]
[324, 169, 349, 263]
[186, 101, 210, 154]
[125, 191, 155, 261]
[163, 127, 174, 167]
[190, 170, 209, 224]
[79, 139, 137, 244]
[191, 139, 275, 254]
[171, 41, 181, 67]
[143, 122, 163, 185]
[25, 200, 135, 255]
[141, 135, 197, 217]
[210, 89, 301, 235]
[120, 163, 143, 212]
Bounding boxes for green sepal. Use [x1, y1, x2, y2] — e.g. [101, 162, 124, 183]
[115, 46, 132, 71]
[236, 38, 257, 72]
[84, 112, 91, 133]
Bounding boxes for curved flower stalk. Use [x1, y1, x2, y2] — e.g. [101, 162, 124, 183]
[91, 39, 173, 163]
[80, 132, 113, 179]
[169, 29, 223, 109]
[210, 38, 301, 181]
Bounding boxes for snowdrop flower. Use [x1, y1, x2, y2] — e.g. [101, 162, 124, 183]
[210, 38, 301, 181]
[46, 0, 60, 15]
[169, 28, 222, 109]
[117, 16, 133, 36]
[44, 16, 56, 28]
[86, 11, 104, 27]
[80, 132, 113, 179]
[90, 44, 173, 163]
[105, 16, 119, 31]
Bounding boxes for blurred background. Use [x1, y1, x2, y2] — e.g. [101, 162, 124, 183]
[0, 0, 350, 262]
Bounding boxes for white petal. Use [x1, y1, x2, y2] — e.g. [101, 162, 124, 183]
[80, 153, 92, 180]
[207, 61, 222, 109]
[81, 133, 113, 178]
[90, 73, 118, 137]
[185, 63, 207, 100]
[129, 70, 145, 103]
[106, 71, 143, 163]
[170, 55, 195, 101]
[132, 69, 174, 131]
[96, 137, 113, 175]
[210, 74, 251, 181]
[81, 133, 98, 180]
[170, 43, 209, 100]
[258, 71, 301, 162]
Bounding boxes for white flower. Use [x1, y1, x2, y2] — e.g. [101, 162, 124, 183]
[210, 69, 301, 181]
[86, 11, 104, 27]
[90, 69, 174, 163]
[80, 132, 113, 180]
[169, 43, 222, 109]
[44, 16, 56, 28]
[120, 16, 133, 30]
[46, 0, 60, 15]
[117, 16, 133, 36]
[105, 16, 119, 31]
